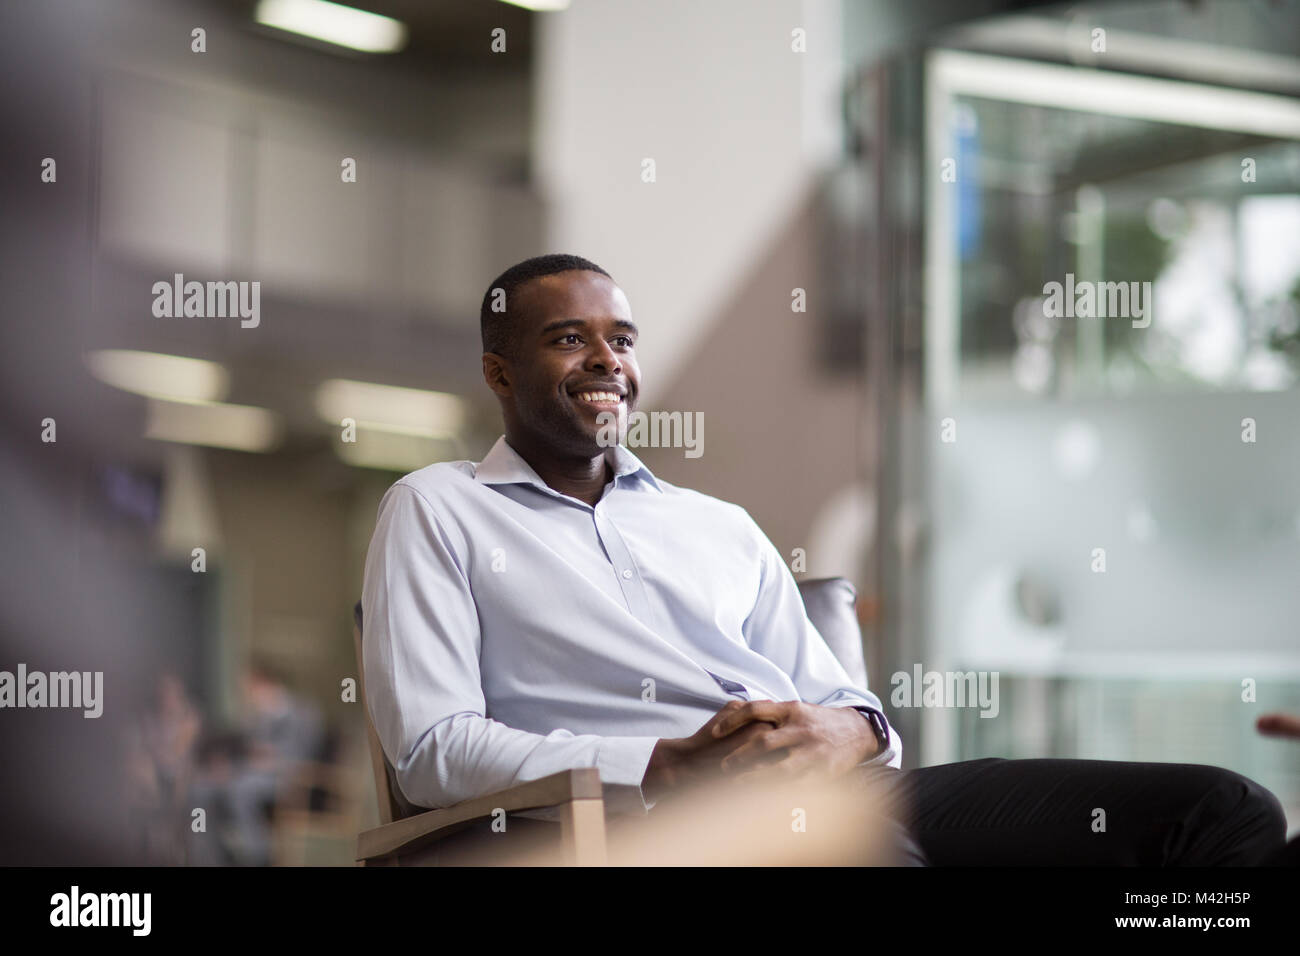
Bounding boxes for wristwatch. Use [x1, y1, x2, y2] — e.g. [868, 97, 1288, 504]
[850, 706, 891, 758]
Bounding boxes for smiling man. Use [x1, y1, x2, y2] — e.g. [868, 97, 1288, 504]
[362, 254, 896, 825]
[360, 253, 1289, 866]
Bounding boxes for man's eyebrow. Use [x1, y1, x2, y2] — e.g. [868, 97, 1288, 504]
[539, 318, 639, 337]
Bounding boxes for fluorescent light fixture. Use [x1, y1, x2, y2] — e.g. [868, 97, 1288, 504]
[928, 50, 1300, 139]
[336, 428, 457, 472]
[86, 349, 230, 403]
[145, 399, 281, 452]
[315, 379, 466, 439]
[947, 16, 1300, 96]
[254, 0, 408, 53]
[497, 0, 570, 11]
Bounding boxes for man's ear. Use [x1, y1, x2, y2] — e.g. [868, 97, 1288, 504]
[482, 352, 511, 398]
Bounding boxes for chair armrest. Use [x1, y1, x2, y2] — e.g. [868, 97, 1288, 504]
[356, 767, 604, 863]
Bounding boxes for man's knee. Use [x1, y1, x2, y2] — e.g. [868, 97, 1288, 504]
[1209, 767, 1283, 824]
[1224, 770, 1287, 837]
[1183, 765, 1287, 864]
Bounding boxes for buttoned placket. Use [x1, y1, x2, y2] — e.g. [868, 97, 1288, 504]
[495, 455, 754, 701]
[590, 478, 655, 622]
[591, 481, 751, 701]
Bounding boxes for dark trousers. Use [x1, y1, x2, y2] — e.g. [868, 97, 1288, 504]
[857, 757, 1290, 866]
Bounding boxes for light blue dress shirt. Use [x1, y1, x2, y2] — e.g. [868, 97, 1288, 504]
[361, 434, 901, 818]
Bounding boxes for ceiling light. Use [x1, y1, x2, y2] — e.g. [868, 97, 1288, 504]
[86, 350, 230, 403]
[497, 0, 570, 10]
[145, 399, 281, 452]
[315, 379, 466, 439]
[335, 428, 459, 472]
[254, 0, 408, 54]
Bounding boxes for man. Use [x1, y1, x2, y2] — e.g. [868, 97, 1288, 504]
[361, 253, 1288, 865]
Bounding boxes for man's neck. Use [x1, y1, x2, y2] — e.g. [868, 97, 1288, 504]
[504, 432, 612, 507]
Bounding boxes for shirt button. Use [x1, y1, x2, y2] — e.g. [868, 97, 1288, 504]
[621, 569, 633, 579]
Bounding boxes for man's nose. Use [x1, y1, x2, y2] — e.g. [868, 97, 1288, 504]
[586, 339, 621, 373]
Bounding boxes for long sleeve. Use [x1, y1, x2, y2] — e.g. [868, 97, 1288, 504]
[361, 482, 661, 815]
[738, 514, 903, 770]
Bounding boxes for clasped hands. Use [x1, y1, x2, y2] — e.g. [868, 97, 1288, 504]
[644, 699, 880, 803]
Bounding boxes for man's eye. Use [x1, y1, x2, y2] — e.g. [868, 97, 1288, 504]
[558, 334, 581, 345]
[613, 336, 634, 348]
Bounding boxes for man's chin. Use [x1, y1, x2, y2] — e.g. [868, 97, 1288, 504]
[582, 429, 622, 455]
[590, 421, 628, 452]
[546, 422, 619, 459]
[572, 407, 627, 448]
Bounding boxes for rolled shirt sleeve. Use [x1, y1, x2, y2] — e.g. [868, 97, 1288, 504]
[361, 482, 661, 816]
[738, 514, 903, 770]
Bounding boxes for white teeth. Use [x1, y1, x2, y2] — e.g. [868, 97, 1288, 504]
[577, 391, 622, 403]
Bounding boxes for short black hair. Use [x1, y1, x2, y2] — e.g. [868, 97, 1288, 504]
[480, 254, 613, 357]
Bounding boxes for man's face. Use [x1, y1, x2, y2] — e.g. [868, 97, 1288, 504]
[487, 269, 640, 457]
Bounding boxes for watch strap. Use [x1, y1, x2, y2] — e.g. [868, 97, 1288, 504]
[850, 705, 891, 755]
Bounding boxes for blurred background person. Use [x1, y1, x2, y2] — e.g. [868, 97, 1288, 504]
[242, 659, 327, 776]
[185, 661, 326, 866]
[126, 671, 203, 863]
[141, 672, 203, 812]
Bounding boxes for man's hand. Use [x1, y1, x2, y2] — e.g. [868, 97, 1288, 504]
[643, 700, 878, 802]
[710, 700, 878, 784]
[1257, 712, 1300, 740]
[643, 701, 781, 803]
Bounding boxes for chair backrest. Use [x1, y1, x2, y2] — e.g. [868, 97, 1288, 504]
[352, 602, 420, 825]
[796, 576, 870, 689]
[352, 575, 867, 824]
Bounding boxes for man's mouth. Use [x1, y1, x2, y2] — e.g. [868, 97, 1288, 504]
[570, 390, 627, 409]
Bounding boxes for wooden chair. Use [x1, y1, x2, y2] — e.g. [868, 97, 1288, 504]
[352, 576, 867, 866]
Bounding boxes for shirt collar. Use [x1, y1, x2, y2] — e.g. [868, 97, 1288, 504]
[473, 435, 663, 495]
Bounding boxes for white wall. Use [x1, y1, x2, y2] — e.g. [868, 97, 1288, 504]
[534, 0, 844, 403]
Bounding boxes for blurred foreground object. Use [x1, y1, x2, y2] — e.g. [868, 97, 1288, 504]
[494, 769, 898, 867]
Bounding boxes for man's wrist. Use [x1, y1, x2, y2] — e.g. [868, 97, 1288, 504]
[848, 706, 889, 760]
[643, 738, 680, 802]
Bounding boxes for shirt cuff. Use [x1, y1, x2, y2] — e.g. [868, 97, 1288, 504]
[858, 740, 899, 768]
[512, 736, 661, 823]
[840, 705, 900, 768]
[595, 735, 662, 815]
